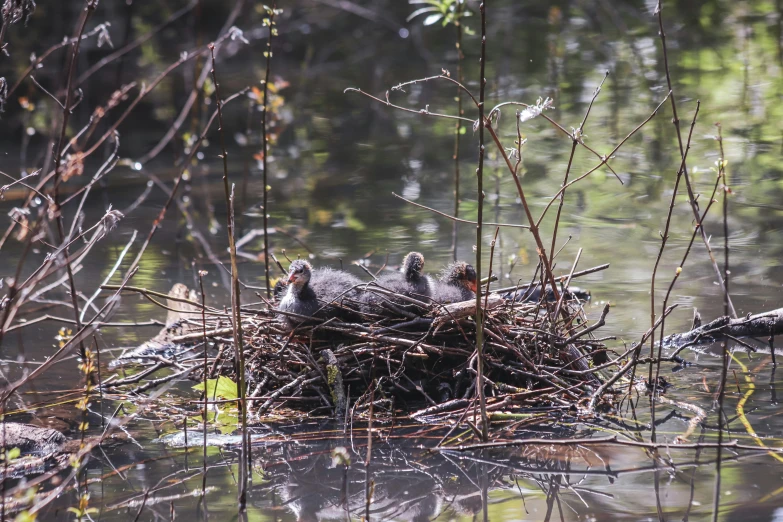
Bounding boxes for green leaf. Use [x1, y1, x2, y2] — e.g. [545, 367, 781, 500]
[215, 412, 240, 434]
[406, 6, 438, 22]
[203, 77, 215, 97]
[6, 447, 20, 461]
[13, 510, 37, 522]
[423, 13, 444, 25]
[193, 376, 239, 400]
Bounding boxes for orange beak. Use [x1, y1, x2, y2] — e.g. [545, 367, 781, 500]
[288, 273, 297, 283]
[468, 280, 477, 293]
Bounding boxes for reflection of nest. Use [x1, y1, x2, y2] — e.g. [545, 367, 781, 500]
[110, 281, 613, 420]
[246, 423, 593, 521]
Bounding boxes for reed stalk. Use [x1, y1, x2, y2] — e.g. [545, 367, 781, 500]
[451, 0, 465, 262]
[474, 0, 489, 442]
[261, 2, 279, 298]
[208, 43, 249, 510]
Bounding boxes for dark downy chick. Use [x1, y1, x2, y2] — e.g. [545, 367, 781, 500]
[430, 262, 477, 304]
[309, 267, 363, 309]
[276, 260, 363, 324]
[276, 260, 319, 323]
[362, 252, 430, 314]
[378, 252, 429, 297]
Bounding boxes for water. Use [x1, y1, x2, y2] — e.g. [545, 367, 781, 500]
[1, 0, 783, 519]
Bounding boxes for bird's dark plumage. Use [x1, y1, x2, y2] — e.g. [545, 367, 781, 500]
[361, 252, 430, 315]
[276, 260, 362, 325]
[378, 252, 429, 297]
[276, 260, 320, 323]
[310, 267, 363, 305]
[430, 262, 477, 304]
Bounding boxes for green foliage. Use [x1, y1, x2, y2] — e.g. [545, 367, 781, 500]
[193, 376, 239, 400]
[2, 447, 21, 462]
[14, 512, 37, 522]
[407, 0, 471, 30]
[194, 377, 241, 430]
[67, 493, 97, 521]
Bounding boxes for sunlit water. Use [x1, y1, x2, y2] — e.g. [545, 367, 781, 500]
[1, 1, 783, 520]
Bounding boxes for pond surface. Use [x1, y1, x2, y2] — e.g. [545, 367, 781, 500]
[1, 0, 783, 520]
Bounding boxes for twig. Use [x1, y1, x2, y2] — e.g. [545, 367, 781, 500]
[656, 1, 736, 319]
[209, 42, 248, 510]
[260, 2, 279, 299]
[50, 0, 97, 364]
[536, 93, 671, 227]
[197, 270, 209, 501]
[435, 435, 783, 453]
[588, 305, 677, 411]
[344, 87, 474, 123]
[550, 72, 608, 259]
[714, 120, 731, 522]
[474, 0, 489, 442]
[75, 0, 198, 86]
[392, 192, 529, 229]
[451, 0, 465, 262]
[80, 230, 137, 323]
[492, 263, 610, 294]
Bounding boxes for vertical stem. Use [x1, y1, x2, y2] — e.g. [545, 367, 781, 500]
[646, 102, 700, 441]
[713, 123, 730, 522]
[51, 1, 96, 364]
[261, 2, 278, 298]
[550, 72, 607, 262]
[198, 271, 209, 500]
[718, 124, 729, 313]
[364, 380, 374, 521]
[484, 227, 500, 311]
[485, 125, 562, 307]
[474, 0, 489, 442]
[209, 44, 248, 511]
[451, 0, 464, 262]
[550, 139, 577, 261]
[656, 1, 736, 318]
[1, 401, 4, 522]
[0, 20, 8, 54]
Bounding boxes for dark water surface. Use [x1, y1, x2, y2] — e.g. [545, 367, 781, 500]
[1, 0, 783, 520]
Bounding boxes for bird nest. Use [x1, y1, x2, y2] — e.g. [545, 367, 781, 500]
[110, 277, 614, 423]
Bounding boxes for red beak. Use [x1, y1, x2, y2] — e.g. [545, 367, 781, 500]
[288, 273, 297, 283]
[469, 281, 477, 293]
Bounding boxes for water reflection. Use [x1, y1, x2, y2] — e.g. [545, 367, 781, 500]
[115, 420, 781, 521]
[2, 0, 783, 519]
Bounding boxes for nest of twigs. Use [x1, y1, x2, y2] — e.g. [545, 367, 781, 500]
[110, 281, 615, 422]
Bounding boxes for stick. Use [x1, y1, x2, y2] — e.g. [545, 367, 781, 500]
[474, 0, 489, 442]
[260, 2, 279, 298]
[209, 43, 248, 510]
